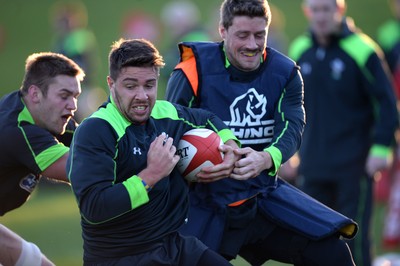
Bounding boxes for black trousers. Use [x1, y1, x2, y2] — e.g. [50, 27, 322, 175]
[302, 174, 373, 266]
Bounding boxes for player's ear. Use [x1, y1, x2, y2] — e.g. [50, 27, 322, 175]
[107, 76, 114, 90]
[302, 3, 311, 18]
[337, 0, 347, 16]
[28, 85, 42, 103]
[219, 24, 226, 40]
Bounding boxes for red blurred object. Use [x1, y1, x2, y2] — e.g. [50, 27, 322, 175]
[375, 169, 391, 203]
[382, 156, 400, 248]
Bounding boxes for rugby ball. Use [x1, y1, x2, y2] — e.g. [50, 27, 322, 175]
[177, 128, 224, 182]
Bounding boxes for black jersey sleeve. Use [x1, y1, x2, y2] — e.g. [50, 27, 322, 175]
[267, 67, 306, 165]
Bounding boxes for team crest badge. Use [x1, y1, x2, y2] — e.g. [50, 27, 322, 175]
[19, 174, 39, 193]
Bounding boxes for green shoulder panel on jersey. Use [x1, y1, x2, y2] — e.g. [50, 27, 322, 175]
[18, 104, 35, 124]
[18, 103, 68, 171]
[150, 100, 181, 120]
[340, 33, 383, 82]
[89, 98, 131, 140]
[377, 20, 400, 52]
[17, 105, 35, 158]
[288, 35, 312, 62]
[152, 100, 211, 129]
[91, 100, 183, 135]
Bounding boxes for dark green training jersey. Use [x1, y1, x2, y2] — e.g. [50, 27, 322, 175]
[67, 97, 237, 262]
[289, 18, 398, 178]
[0, 91, 76, 215]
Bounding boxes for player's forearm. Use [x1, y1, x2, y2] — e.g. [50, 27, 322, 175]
[41, 153, 70, 183]
[77, 181, 146, 223]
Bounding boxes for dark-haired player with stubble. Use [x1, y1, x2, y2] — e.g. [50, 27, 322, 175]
[67, 38, 241, 266]
[0, 52, 84, 265]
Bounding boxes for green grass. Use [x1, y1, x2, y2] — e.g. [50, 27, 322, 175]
[1, 182, 398, 266]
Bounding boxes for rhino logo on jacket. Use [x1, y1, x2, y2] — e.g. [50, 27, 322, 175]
[230, 88, 267, 126]
[226, 88, 274, 145]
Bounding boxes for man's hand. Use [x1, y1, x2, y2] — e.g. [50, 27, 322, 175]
[366, 155, 391, 177]
[230, 147, 272, 180]
[139, 133, 180, 187]
[196, 142, 240, 183]
[196, 139, 240, 182]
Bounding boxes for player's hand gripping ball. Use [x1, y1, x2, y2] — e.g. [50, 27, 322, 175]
[177, 129, 224, 182]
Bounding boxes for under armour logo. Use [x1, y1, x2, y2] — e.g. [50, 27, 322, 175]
[132, 147, 142, 155]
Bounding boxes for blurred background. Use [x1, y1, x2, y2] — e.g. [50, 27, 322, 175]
[0, 0, 396, 265]
[0, 0, 391, 103]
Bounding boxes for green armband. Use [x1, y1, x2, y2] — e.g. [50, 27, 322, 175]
[122, 175, 150, 209]
[263, 146, 282, 176]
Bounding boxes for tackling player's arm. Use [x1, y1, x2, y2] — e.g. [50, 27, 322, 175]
[43, 119, 78, 183]
[41, 153, 69, 183]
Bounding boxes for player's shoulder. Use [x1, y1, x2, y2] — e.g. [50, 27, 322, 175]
[76, 104, 123, 138]
[377, 19, 399, 37]
[288, 34, 312, 61]
[0, 91, 25, 122]
[341, 31, 382, 63]
[152, 100, 208, 121]
[377, 19, 400, 51]
[152, 100, 181, 120]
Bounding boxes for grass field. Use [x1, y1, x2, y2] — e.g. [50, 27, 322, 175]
[0, 181, 398, 266]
